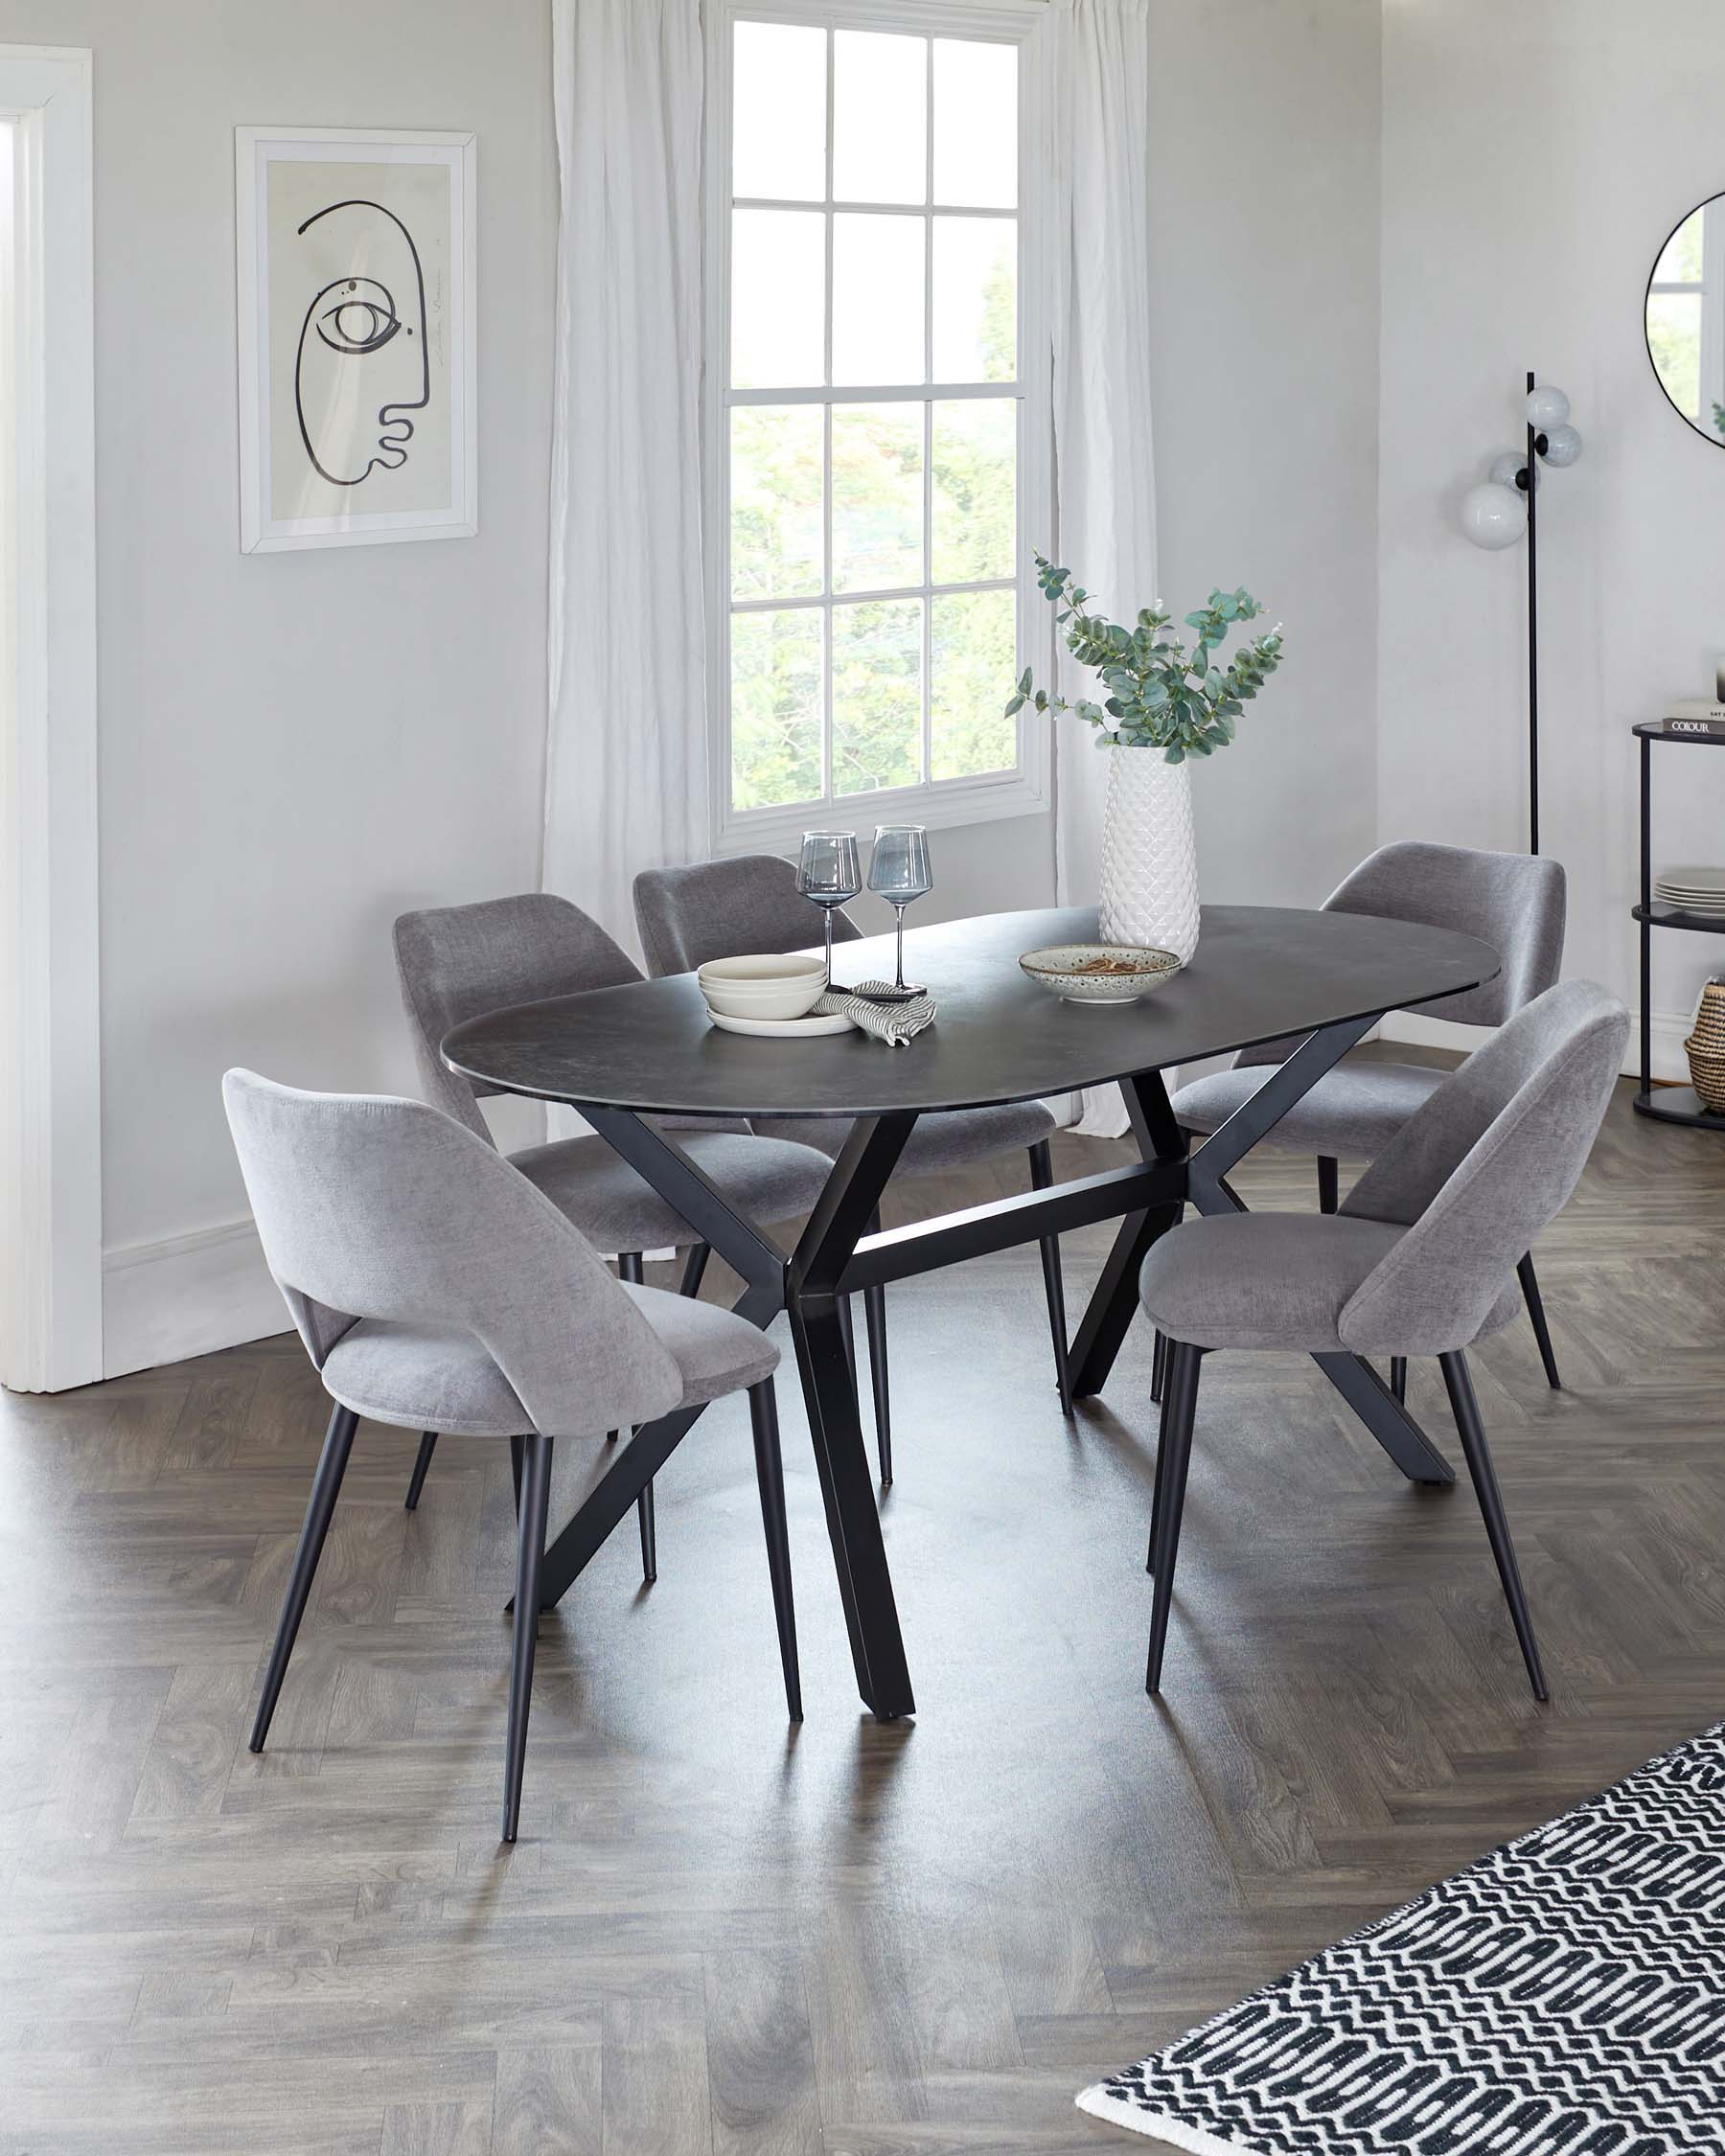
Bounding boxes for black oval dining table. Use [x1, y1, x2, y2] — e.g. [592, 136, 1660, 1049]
[445, 903, 1501, 1720]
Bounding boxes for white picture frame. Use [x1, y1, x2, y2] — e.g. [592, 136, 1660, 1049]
[235, 126, 476, 552]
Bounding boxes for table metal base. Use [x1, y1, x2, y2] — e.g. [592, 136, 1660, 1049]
[524, 1019, 1450, 1720]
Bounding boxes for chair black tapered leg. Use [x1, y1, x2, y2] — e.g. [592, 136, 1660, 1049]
[509, 1434, 524, 1518]
[680, 1241, 711, 1300]
[502, 1432, 555, 1842]
[1438, 1350, 1549, 1702]
[616, 1251, 657, 1576]
[862, 1278, 892, 1486]
[1027, 1140, 1072, 1414]
[1147, 1349, 1180, 1573]
[748, 1380, 803, 1721]
[1391, 1356, 1408, 1404]
[1517, 1252, 1561, 1389]
[403, 1431, 438, 1510]
[250, 1404, 358, 1754]
[1318, 1156, 1340, 1214]
[1146, 1343, 1203, 1693]
[1151, 1329, 1167, 1406]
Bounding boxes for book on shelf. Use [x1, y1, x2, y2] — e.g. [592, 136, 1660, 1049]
[1655, 700, 1725, 738]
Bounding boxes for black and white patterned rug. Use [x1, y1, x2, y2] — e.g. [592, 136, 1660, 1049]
[1078, 1719, 1725, 2153]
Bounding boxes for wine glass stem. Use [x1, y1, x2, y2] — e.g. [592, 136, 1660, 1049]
[894, 905, 907, 990]
[824, 908, 835, 992]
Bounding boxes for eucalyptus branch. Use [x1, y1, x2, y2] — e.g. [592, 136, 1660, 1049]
[1005, 552, 1285, 765]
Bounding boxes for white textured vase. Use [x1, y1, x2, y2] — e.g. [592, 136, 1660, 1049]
[1097, 746, 1200, 964]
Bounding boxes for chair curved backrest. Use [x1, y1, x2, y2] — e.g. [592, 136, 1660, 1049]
[394, 893, 641, 1138]
[633, 854, 861, 978]
[1237, 841, 1567, 1068]
[1337, 980, 1627, 1356]
[223, 1069, 684, 1433]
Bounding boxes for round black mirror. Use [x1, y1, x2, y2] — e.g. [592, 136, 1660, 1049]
[1647, 193, 1725, 444]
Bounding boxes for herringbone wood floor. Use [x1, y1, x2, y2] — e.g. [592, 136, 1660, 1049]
[3, 1058, 1723, 2154]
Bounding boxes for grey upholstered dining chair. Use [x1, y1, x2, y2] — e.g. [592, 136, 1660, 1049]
[633, 854, 1071, 1481]
[394, 893, 833, 1571]
[223, 1069, 800, 1844]
[1140, 979, 1627, 1704]
[1170, 841, 1569, 1401]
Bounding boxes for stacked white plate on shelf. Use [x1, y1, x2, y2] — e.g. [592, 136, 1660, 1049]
[1655, 865, 1725, 918]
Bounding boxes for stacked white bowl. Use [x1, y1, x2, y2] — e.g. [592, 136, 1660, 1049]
[697, 952, 827, 1021]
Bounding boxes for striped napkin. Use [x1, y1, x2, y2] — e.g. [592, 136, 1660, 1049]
[813, 980, 936, 1046]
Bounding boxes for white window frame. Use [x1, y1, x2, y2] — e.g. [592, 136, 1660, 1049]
[0, 45, 101, 1390]
[703, 0, 1053, 857]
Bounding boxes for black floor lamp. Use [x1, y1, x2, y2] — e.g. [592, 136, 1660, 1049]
[1460, 374, 1584, 856]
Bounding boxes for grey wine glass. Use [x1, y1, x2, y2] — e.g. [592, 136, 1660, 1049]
[868, 825, 932, 999]
[796, 830, 862, 991]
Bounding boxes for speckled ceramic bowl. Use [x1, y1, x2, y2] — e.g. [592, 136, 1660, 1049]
[1018, 942, 1182, 1006]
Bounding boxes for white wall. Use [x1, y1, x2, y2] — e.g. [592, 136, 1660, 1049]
[0, 0, 556, 1369]
[1380, 0, 1725, 1070]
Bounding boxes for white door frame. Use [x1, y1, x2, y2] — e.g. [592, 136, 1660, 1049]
[0, 45, 101, 1391]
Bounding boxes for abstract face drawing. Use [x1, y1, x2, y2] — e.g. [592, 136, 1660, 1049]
[293, 198, 429, 488]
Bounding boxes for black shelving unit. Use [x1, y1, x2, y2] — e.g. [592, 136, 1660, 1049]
[1634, 720, 1725, 1130]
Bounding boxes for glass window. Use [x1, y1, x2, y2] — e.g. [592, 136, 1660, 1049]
[718, 11, 1035, 824]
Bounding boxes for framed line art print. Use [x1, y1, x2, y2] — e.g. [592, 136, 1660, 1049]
[235, 126, 476, 552]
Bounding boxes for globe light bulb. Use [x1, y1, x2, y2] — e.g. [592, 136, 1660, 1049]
[1488, 450, 1527, 489]
[1539, 423, 1582, 468]
[1526, 383, 1571, 430]
[1460, 479, 1528, 549]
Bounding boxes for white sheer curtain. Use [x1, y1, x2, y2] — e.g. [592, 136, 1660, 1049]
[544, 0, 707, 953]
[1050, 0, 1156, 1138]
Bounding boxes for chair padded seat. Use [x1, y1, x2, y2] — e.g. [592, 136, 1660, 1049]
[321, 1281, 779, 1436]
[750, 1097, 1056, 1174]
[1171, 1060, 1446, 1157]
[508, 1130, 831, 1250]
[618, 1281, 779, 1404]
[323, 1319, 534, 1436]
[1139, 1211, 1521, 1353]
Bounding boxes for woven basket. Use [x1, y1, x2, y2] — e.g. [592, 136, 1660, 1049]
[1684, 1034, 1725, 1112]
[1690, 976, 1725, 1056]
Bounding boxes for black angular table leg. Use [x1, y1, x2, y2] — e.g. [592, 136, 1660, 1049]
[1069, 1072, 1187, 1400]
[788, 1112, 918, 1719]
[792, 1290, 914, 1719]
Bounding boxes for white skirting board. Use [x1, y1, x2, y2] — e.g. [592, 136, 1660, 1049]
[102, 1216, 288, 1379]
[101, 1212, 677, 1380]
[1380, 1005, 1689, 1082]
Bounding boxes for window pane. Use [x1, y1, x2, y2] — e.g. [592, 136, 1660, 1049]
[733, 22, 826, 201]
[932, 218, 1016, 382]
[732, 210, 825, 388]
[832, 403, 923, 593]
[932, 588, 1017, 780]
[730, 608, 824, 812]
[833, 599, 923, 794]
[931, 399, 1015, 583]
[730, 406, 823, 601]
[1655, 205, 1705, 287]
[932, 38, 1017, 208]
[834, 31, 926, 205]
[833, 214, 926, 383]
[1648, 290, 1702, 420]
